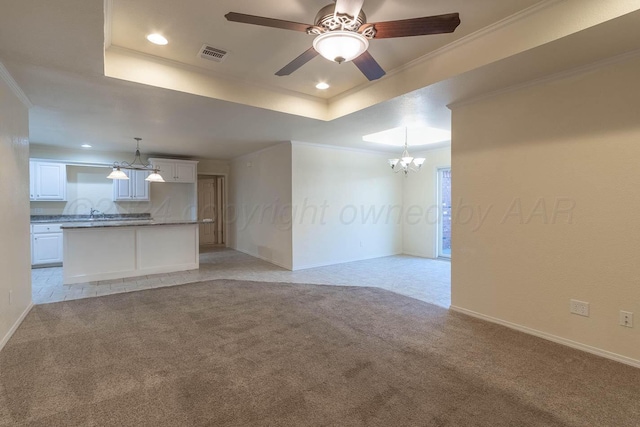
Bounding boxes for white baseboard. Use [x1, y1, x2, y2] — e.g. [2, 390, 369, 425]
[0, 302, 34, 352]
[401, 251, 438, 259]
[231, 247, 292, 271]
[292, 251, 402, 271]
[450, 306, 640, 369]
[63, 263, 199, 285]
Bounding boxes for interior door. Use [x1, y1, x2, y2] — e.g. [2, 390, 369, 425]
[198, 178, 217, 245]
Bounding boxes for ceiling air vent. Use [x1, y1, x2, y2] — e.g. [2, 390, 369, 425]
[198, 44, 229, 62]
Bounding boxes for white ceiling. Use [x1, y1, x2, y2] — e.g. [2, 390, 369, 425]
[110, 0, 541, 98]
[0, 0, 639, 159]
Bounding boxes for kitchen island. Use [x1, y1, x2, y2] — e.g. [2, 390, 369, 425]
[62, 220, 199, 285]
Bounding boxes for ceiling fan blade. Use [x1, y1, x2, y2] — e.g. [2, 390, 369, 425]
[334, 0, 365, 18]
[352, 51, 386, 81]
[276, 47, 320, 76]
[225, 12, 313, 33]
[368, 13, 461, 39]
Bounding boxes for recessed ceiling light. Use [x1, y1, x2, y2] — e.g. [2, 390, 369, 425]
[363, 126, 451, 146]
[81, 144, 92, 148]
[146, 33, 168, 45]
[315, 82, 330, 90]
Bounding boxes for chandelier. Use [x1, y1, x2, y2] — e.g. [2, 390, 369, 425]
[388, 129, 426, 175]
[107, 138, 165, 182]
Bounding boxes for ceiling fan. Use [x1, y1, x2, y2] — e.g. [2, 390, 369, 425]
[225, 0, 460, 81]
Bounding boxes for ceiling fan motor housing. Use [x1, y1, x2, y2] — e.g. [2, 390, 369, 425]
[315, 4, 367, 32]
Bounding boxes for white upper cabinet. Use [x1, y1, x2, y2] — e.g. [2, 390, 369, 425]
[30, 161, 67, 201]
[113, 169, 150, 201]
[29, 161, 36, 201]
[149, 158, 198, 183]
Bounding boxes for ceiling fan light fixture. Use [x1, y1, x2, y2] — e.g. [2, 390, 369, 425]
[312, 31, 369, 64]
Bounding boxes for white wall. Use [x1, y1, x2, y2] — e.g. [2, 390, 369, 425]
[0, 73, 31, 348]
[402, 147, 451, 258]
[228, 143, 292, 269]
[29, 146, 199, 220]
[451, 56, 640, 364]
[291, 143, 403, 270]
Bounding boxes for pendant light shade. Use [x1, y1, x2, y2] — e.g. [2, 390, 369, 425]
[145, 171, 165, 182]
[107, 167, 129, 180]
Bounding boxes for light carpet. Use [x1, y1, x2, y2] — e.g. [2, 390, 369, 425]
[1, 279, 638, 426]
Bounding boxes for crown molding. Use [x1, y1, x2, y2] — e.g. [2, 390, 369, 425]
[291, 141, 396, 156]
[331, 0, 564, 103]
[0, 60, 33, 109]
[104, 0, 113, 50]
[448, 47, 640, 110]
[106, 45, 328, 106]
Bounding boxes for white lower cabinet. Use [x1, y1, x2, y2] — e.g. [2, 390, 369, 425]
[31, 224, 64, 266]
[113, 169, 150, 201]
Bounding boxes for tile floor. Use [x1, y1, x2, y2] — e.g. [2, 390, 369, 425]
[32, 247, 451, 307]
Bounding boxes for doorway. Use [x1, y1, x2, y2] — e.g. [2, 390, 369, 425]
[437, 168, 451, 259]
[197, 175, 225, 246]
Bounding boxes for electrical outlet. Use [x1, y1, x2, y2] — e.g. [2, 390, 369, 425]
[620, 311, 633, 328]
[570, 299, 590, 317]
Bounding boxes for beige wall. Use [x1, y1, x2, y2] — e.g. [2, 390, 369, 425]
[451, 56, 640, 364]
[197, 158, 229, 176]
[402, 147, 451, 258]
[291, 143, 403, 270]
[0, 74, 31, 348]
[228, 143, 293, 269]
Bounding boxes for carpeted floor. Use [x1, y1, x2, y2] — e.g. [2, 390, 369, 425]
[1, 280, 639, 426]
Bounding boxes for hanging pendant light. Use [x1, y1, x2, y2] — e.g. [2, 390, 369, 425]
[107, 166, 129, 180]
[145, 171, 165, 182]
[107, 138, 165, 182]
[388, 128, 426, 175]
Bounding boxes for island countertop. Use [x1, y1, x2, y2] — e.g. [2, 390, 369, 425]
[61, 220, 200, 229]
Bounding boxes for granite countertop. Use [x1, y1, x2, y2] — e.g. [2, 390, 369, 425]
[61, 220, 200, 229]
[31, 214, 152, 223]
